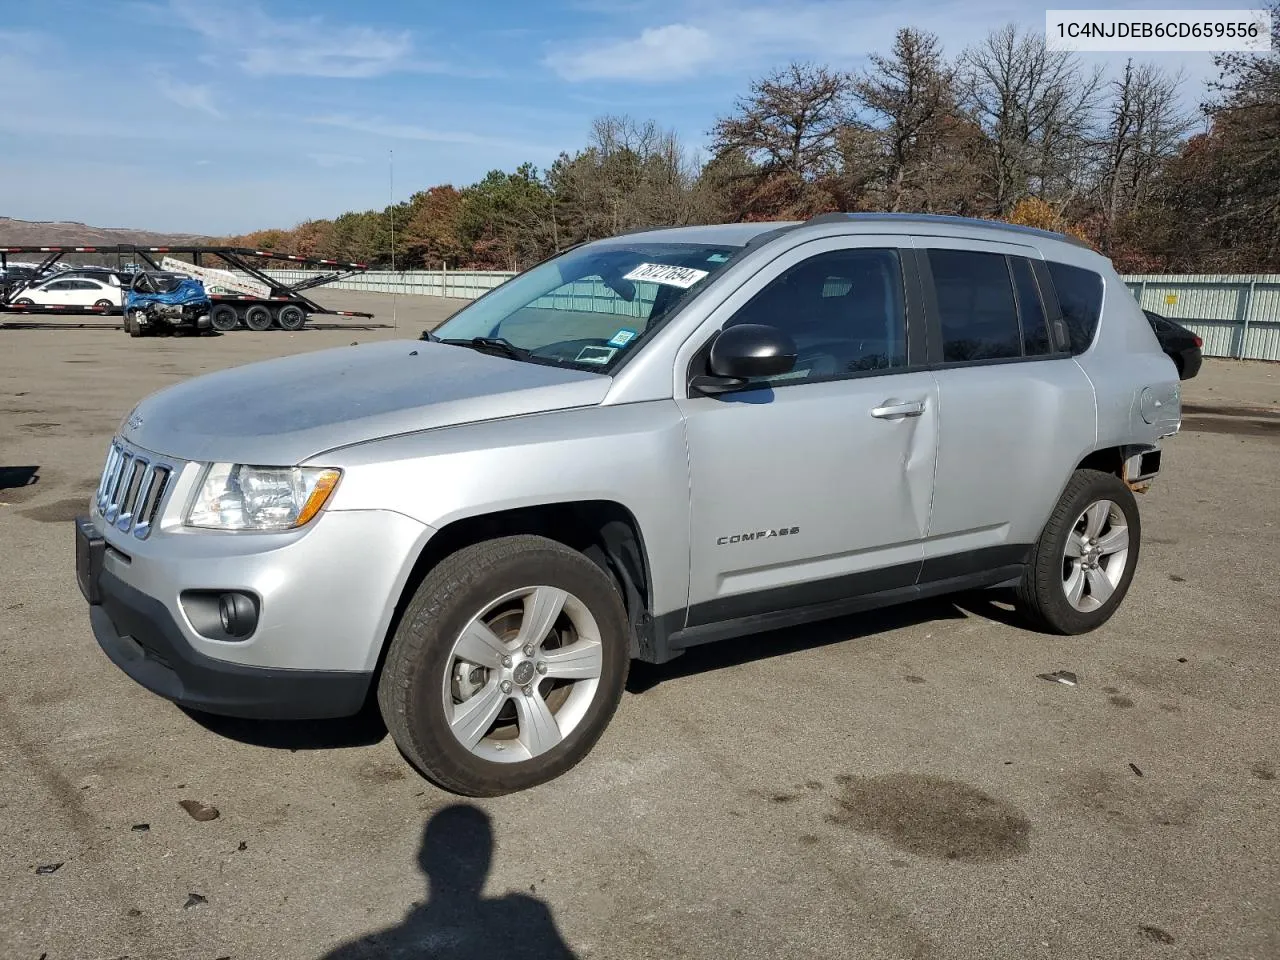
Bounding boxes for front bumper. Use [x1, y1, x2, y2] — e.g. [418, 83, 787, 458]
[80, 516, 371, 719]
[76, 493, 431, 718]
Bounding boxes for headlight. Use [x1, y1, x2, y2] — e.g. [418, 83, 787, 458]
[185, 464, 341, 531]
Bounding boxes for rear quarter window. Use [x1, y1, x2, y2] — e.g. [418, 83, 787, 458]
[1046, 262, 1103, 354]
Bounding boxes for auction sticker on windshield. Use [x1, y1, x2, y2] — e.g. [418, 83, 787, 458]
[623, 263, 710, 288]
[575, 345, 617, 364]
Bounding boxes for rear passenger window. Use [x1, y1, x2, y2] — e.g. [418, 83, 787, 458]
[1010, 258, 1052, 356]
[1046, 261, 1103, 354]
[928, 250, 1021, 362]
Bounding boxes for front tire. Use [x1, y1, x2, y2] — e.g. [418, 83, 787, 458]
[1016, 469, 1141, 634]
[126, 310, 145, 337]
[378, 535, 630, 796]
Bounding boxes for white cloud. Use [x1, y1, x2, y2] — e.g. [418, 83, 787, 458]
[155, 73, 221, 117]
[194, 159, 213, 166]
[543, 0, 1218, 83]
[308, 115, 548, 154]
[166, 0, 422, 78]
[550, 24, 718, 81]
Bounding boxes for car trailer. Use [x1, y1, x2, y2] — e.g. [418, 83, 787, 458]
[1, 245, 374, 329]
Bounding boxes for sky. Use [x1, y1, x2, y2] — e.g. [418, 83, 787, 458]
[0, 0, 1243, 235]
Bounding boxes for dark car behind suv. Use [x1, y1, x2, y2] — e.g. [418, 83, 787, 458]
[1144, 309, 1203, 380]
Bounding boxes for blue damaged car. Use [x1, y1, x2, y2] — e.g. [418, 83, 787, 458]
[123, 271, 213, 337]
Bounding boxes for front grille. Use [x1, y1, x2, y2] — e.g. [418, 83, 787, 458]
[96, 440, 176, 540]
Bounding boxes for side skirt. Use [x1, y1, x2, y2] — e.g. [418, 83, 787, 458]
[635, 546, 1032, 663]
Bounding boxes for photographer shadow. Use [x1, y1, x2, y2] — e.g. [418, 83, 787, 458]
[320, 804, 577, 959]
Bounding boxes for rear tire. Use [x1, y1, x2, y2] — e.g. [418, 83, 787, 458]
[377, 535, 630, 796]
[1016, 469, 1141, 634]
[13, 298, 33, 306]
[244, 304, 273, 331]
[209, 304, 239, 332]
[276, 304, 306, 331]
[93, 299, 113, 311]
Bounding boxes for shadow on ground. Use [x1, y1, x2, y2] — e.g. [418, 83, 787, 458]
[626, 587, 1036, 693]
[320, 804, 577, 959]
[180, 700, 388, 750]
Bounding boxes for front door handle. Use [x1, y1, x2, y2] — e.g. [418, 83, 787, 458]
[870, 400, 925, 419]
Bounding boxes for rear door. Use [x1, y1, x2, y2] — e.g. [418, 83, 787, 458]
[915, 238, 1095, 580]
[675, 236, 939, 629]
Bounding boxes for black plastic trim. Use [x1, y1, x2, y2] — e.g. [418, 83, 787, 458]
[919, 543, 1032, 582]
[89, 566, 370, 720]
[686, 557, 921, 628]
[647, 544, 1033, 656]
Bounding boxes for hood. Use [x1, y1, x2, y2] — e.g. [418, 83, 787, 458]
[120, 339, 611, 464]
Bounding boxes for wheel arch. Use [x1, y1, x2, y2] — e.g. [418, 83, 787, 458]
[373, 499, 659, 689]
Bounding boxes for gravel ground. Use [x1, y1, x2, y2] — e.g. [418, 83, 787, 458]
[1, 296, 1277, 960]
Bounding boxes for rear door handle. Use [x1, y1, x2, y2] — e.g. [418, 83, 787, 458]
[870, 400, 925, 419]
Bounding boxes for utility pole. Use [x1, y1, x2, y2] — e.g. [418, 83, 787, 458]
[389, 149, 397, 329]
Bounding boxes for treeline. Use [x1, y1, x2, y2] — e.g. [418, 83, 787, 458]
[228, 13, 1280, 274]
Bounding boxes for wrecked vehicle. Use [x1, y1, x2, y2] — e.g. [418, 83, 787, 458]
[77, 213, 1181, 796]
[123, 271, 213, 337]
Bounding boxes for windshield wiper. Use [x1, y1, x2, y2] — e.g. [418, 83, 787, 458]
[439, 336, 529, 361]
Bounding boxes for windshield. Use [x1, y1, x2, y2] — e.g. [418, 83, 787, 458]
[432, 241, 742, 371]
[134, 273, 185, 294]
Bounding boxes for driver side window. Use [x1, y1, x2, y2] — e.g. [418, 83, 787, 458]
[726, 248, 908, 385]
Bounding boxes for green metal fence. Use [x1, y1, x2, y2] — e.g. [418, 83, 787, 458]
[1122, 275, 1280, 361]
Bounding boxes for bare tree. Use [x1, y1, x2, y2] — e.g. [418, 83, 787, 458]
[711, 62, 851, 179]
[852, 28, 961, 211]
[959, 24, 1103, 214]
[1094, 60, 1192, 248]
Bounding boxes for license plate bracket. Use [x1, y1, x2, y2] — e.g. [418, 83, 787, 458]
[75, 516, 104, 605]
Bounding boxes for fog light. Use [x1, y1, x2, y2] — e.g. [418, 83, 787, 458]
[218, 592, 257, 638]
[181, 589, 260, 641]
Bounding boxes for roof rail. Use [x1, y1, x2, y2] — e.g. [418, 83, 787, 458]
[797, 212, 1092, 249]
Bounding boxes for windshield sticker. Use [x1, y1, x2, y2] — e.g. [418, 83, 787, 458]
[706, 253, 730, 263]
[623, 263, 710, 289]
[575, 345, 617, 365]
[608, 328, 637, 347]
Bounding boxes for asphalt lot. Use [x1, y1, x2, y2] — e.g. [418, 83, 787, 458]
[2, 290, 1278, 960]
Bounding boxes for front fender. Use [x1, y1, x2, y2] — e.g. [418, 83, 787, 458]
[314, 402, 692, 619]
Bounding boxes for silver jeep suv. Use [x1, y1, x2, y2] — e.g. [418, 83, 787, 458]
[76, 213, 1181, 795]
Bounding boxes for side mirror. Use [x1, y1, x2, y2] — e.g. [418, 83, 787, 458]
[690, 323, 797, 396]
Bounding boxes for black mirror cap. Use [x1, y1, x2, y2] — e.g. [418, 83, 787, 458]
[708, 323, 797, 380]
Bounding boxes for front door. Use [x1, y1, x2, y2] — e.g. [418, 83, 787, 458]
[675, 236, 939, 630]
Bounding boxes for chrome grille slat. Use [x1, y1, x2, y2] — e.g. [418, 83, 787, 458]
[133, 466, 170, 539]
[95, 440, 177, 539]
[115, 457, 148, 532]
[104, 453, 132, 523]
